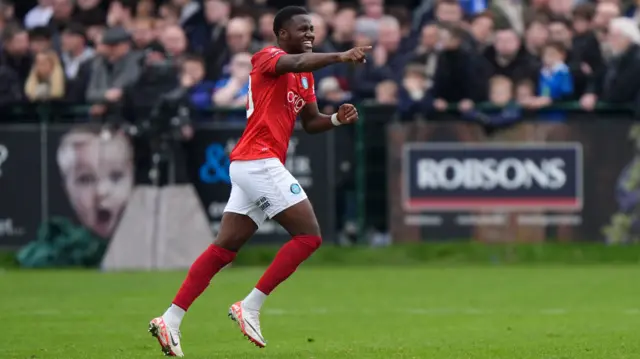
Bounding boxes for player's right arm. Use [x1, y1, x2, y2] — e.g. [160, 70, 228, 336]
[264, 47, 371, 75]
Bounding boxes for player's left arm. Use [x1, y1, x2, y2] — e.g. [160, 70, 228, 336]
[300, 102, 359, 134]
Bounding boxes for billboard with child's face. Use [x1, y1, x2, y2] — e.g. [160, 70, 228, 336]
[3, 122, 335, 268]
[50, 126, 135, 240]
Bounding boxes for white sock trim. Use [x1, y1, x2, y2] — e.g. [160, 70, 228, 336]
[243, 288, 268, 311]
[163, 304, 186, 328]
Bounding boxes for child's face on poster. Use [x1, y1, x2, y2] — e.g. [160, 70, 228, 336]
[59, 132, 134, 239]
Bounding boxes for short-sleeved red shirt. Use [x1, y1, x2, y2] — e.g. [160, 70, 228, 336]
[229, 46, 316, 164]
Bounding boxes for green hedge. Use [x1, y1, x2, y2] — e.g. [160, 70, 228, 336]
[2, 243, 640, 269]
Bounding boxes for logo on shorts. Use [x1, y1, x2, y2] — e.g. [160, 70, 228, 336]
[290, 183, 301, 194]
[256, 197, 271, 211]
[301, 77, 309, 89]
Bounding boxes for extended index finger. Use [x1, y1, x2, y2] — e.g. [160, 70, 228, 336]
[359, 46, 373, 52]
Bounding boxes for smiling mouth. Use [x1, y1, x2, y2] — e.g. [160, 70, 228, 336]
[303, 40, 313, 47]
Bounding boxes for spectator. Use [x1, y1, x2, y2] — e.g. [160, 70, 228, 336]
[171, 0, 206, 53]
[25, 50, 65, 101]
[49, 0, 75, 33]
[463, 75, 522, 136]
[353, 15, 407, 99]
[180, 54, 216, 112]
[360, 0, 384, 21]
[470, 12, 495, 52]
[491, 0, 526, 34]
[411, 23, 439, 91]
[431, 25, 477, 112]
[375, 79, 398, 105]
[29, 26, 53, 53]
[309, 13, 334, 53]
[549, 16, 603, 97]
[482, 27, 539, 89]
[132, 17, 156, 51]
[85, 24, 106, 47]
[107, 0, 134, 29]
[74, 0, 106, 29]
[212, 52, 251, 109]
[317, 76, 350, 113]
[330, 6, 356, 52]
[136, 0, 156, 18]
[458, 0, 487, 16]
[24, 0, 53, 30]
[0, 63, 22, 106]
[157, 2, 180, 27]
[549, 0, 573, 18]
[206, 17, 260, 81]
[353, 16, 377, 47]
[60, 23, 94, 103]
[573, 3, 595, 36]
[314, 0, 337, 25]
[435, 0, 464, 26]
[0, 25, 33, 84]
[399, 63, 430, 117]
[203, 0, 231, 56]
[581, 17, 640, 112]
[0, 0, 13, 23]
[86, 26, 140, 116]
[121, 43, 179, 122]
[593, 1, 621, 47]
[160, 25, 188, 62]
[523, 41, 573, 110]
[525, 17, 549, 57]
[258, 9, 277, 47]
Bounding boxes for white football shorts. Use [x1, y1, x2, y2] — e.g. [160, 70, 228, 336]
[223, 158, 308, 226]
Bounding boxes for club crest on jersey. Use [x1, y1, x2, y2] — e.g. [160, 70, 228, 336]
[301, 77, 309, 89]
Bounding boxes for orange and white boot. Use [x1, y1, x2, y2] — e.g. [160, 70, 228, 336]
[228, 301, 267, 348]
[148, 317, 184, 357]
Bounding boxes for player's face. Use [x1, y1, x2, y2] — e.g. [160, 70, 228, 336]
[284, 14, 315, 53]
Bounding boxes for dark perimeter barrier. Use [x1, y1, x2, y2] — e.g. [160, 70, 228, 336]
[0, 106, 337, 268]
[357, 102, 640, 244]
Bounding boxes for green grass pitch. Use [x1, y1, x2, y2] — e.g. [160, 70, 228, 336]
[3, 265, 640, 359]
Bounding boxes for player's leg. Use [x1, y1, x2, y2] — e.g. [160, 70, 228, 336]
[227, 158, 321, 348]
[149, 183, 265, 357]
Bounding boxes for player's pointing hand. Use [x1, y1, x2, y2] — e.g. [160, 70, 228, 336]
[339, 46, 372, 64]
[337, 104, 359, 124]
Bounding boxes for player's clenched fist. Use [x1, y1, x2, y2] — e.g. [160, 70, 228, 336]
[339, 46, 372, 64]
[337, 104, 359, 124]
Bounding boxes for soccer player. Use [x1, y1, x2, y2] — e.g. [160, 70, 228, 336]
[148, 6, 370, 357]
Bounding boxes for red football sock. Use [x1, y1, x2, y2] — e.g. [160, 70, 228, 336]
[255, 235, 322, 295]
[172, 244, 236, 310]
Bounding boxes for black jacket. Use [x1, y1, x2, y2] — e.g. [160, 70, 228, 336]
[593, 44, 640, 106]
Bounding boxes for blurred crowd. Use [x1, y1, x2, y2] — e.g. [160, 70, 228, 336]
[0, 0, 639, 120]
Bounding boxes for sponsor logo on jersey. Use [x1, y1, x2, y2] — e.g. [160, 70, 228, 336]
[287, 91, 306, 113]
[290, 183, 301, 194]
[301, 77, 309, 89]
[403, 143, 583, 211]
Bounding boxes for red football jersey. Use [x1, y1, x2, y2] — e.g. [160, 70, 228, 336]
[229, 46, 316, 164]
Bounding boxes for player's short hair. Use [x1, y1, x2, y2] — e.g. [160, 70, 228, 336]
[273, 6, 309, 36]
